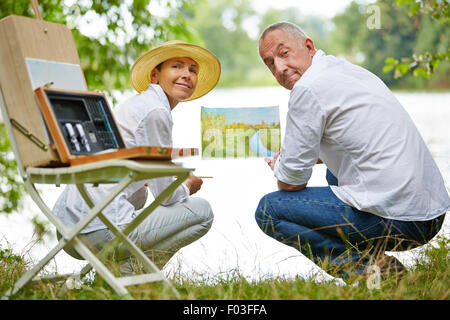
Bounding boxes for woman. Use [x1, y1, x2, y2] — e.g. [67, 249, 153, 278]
[54, 41, 221, 273]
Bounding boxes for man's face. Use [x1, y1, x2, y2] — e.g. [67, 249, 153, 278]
[259, 29, 316, 90]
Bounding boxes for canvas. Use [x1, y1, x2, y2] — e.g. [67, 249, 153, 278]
[201, 106, 281, 159]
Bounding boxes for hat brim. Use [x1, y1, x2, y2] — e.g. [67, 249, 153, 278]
[130, 41, 221, 101]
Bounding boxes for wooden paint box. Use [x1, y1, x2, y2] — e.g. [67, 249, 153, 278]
[35, 87, 198, 166]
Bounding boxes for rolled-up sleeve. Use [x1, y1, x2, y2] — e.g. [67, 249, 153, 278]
[274, 85, 325, 185]
[136, 108, 189, 205]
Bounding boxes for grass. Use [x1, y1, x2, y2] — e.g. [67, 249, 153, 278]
[0, 235, 448, 300]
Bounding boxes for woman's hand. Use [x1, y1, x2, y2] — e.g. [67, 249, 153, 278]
[184, 174, 203, 195]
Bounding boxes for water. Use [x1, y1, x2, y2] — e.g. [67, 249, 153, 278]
[1, 87, 449, 284]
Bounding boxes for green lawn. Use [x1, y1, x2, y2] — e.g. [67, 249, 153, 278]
[1, 236, 448, 300]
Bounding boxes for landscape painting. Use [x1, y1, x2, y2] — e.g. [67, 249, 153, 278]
[201, 106, 281, 159]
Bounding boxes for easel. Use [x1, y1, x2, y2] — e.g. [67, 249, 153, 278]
[31, 0, 43, 20]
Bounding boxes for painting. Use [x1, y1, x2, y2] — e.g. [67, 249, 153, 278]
[201, 106, 281, 159]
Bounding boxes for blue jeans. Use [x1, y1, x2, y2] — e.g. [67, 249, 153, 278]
[255, 169, 445, 277]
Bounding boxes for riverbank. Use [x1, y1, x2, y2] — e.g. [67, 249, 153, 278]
[0, 89, 449, 291]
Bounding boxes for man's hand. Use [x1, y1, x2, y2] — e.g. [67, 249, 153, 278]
[265, 151, 280, 171]
[265, 151, 307, 191]
[184, 174, 203, 195]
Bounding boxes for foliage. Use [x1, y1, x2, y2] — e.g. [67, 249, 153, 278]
[1, 0, 447, 93]
[331, 0, 449, 88]
[0, 247, 25, 265]
[0, 0, 196, 216]
[185, 0, 449, 88]
[384, 50, 450, 78]
[383, 0, 450, 80]
[0, 0, 197, 94]
[185, 0, 271, 87]
[397, 0, 450, 22]
[0, 124, 25, 214]
[257, 6, 333, 53]
[184, 0, 336, 87]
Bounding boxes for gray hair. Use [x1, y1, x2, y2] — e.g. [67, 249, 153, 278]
[259, 21, 308, 45]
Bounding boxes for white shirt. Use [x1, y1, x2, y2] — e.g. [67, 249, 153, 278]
[53, 84, 189, 233]
[114, 84, 190, 203]
[274, 50, 450, 221]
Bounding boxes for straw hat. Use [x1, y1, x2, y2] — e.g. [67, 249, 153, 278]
[130, 40, 221, 101]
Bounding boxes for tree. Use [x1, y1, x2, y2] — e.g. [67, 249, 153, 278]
[0, 0, 196, 216]
[330, 1, 366, 60]
[186, 0, 265, 86]
[331, 0, 449, 88]
[332, 0, 420, 87]
[383, 0, 449, 79]
[258, 6, 334, 53]
[0, 0, 197, 93]
[0, 125, 25, 214]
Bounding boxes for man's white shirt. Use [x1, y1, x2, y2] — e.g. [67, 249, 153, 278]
[274, 50, 450, 221]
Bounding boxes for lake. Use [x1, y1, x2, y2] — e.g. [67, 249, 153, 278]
[1, 87, 449, 284]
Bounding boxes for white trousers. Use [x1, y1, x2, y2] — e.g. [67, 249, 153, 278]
[62, 197, 214, 271]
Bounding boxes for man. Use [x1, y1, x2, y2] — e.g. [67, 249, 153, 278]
[255, 22, 449, 281]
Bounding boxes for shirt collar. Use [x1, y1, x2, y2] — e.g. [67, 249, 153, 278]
[145, 83, 171, 112]
[292, 49, 326, 89]
[307, 49, 326, 75]
[312, 49, 325, 63]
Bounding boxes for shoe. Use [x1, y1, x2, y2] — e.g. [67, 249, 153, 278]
[120, 261, 137, 276]
[377, 255, 407, 278]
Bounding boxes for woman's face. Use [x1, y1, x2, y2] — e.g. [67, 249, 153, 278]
[151, 57, 199, 108]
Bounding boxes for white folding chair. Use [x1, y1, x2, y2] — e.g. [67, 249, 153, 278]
[0, 88, 193, 299]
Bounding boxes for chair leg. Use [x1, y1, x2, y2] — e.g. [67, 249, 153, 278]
[2, 175, 134, 299]
[94, 215, 181, 299]
[1, 234, 132, 300]
[64, 175, 133, 243]
[76, 175, 188, 299]
[79, 263, 93, 279]
[5, 171, 188, 299]
[122, 173, 190, 235]
[62, 176, 136, 286]
[69, 237, 132, 299]
[82, 173, 188, 263]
